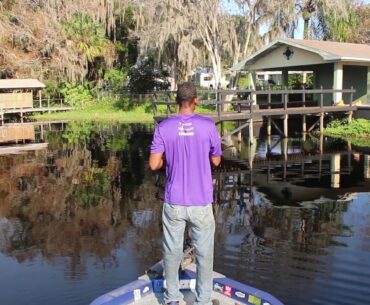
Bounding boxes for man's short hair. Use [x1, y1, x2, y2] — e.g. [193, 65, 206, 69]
[176, 82, 197, 105]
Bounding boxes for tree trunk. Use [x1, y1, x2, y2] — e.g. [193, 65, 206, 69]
[171, 61, 177, 90]
[303, 18, 310, 39]
[210, 55, 222, 88]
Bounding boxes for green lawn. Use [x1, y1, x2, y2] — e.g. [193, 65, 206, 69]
[33, 107, 153, 123]
[33, 101, 157, 123]
[33, 100, 215, 123]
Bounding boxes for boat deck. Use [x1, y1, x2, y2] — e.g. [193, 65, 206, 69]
[137, 265, 233, 305]
[138, 290, 234, 305]
[90, 262, 284, 305]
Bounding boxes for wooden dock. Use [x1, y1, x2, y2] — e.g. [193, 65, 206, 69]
[161, 105, 356, 122]
[0, 98, 74, 125]
[152, 88, 357, 139]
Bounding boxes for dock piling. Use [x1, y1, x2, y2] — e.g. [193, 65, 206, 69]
[320, 113, 324, 133]
[267, 117, 272, 136]
[249, 119, 254, 145]
[284, 114, 288, 138]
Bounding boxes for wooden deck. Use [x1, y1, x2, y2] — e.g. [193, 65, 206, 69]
[1, 106, 74, 114]
[152, 88, 357, 138]
[0, 98, 74, 125]
[0, 143, 48, 155]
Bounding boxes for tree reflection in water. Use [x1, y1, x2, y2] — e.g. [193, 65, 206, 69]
[0, 122, 162, 271]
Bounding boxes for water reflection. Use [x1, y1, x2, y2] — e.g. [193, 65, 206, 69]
[0, 123, 157, 261]
[0, 122, 370, 305]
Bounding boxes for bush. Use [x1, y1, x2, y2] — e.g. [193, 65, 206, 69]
[127, 57, 170, 93]
[237, 74, 250, 89]
[60, 82, 95, 107]
[325, 119, 370, 138]
[44, 80, 61, 99]
[103, 68, 128, 93]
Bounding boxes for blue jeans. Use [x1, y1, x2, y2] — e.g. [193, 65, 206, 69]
[162, 202, 215, 305]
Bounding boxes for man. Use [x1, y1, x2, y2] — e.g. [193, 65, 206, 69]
[149, 82, 222, 305]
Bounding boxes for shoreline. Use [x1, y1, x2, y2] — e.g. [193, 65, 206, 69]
[31, 104, 155, 123]
[324, 118, 370, 147]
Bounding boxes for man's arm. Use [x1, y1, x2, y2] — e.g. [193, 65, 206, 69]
[150, 124, 165, 170]
[149, 152, 164, 170]
[210, 123, 222, 167]
[211, 155, 221, 166]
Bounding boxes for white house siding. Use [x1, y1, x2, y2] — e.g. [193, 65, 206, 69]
[250, 46, 326, 70]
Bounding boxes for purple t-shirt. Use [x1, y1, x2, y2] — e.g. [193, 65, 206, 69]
[151, 113, 222, 206]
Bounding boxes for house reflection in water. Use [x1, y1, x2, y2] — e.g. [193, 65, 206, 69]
[331, 154, 341, 188]
[0, 124, 35, 144]
[365, 155, 370, 179]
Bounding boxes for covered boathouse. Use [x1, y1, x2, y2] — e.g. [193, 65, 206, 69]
[153, 39, 370, 139]
[0, 79, 46, 125]
[0, 78, 46, 110]
[233, 38, 370, 111]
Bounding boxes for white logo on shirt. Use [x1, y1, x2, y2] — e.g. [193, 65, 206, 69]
[178, 122, 194, 136]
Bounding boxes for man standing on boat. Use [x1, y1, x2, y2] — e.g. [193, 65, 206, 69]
[149, 82, 222, 305]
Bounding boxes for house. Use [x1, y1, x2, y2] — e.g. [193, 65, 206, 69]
[233, 39, 370, 106]
[189, 67, 229, 88]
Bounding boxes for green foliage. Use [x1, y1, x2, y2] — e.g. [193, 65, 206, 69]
[103, 68, 128, 93]
[325, 119, 370, 147]
[64, 13, 110, 62]
[60, 82, 94, 107]
[44, 80, 61, 99]
[114, 5, 138, 67]
[302, 138, 315, 153]
[324, 7, 358, 42]
[62, 121, 94, 144]
[288, 73, 313, 89]
[33, 99, 154, 123]
[237, 74, 250, 89]
[106, 137, 128, 152]
[346, 137, 370, 148]
[326, 118, 350, 129]
[127, 58, 170, 93]
[67, 165, 112, 209]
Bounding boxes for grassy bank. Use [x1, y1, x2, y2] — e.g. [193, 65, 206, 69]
[33, 99, 215, 123]
[33, 103, 154, 123]
[325, 119, 370, 147]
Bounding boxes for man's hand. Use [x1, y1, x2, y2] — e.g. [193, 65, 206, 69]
[211, 155, 221, 166]
[149, 153, 164, 170]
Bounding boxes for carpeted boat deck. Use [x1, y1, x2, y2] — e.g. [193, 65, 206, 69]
[138, 290, 235, 305]
[137, 265, 235, 305]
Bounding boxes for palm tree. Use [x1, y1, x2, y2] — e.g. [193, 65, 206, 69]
[65, 13, 110, 62]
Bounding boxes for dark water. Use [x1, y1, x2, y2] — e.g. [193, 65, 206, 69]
[0, 122, 370, 305]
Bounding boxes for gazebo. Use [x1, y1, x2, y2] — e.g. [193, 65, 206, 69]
[233, 39, 370, 106]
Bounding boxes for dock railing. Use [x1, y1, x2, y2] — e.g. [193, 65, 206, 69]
[152, 87, 356, 120]
[0, 98, 74, 125]
[152, 89, 254, 120]
[33, 98, 69, 109]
